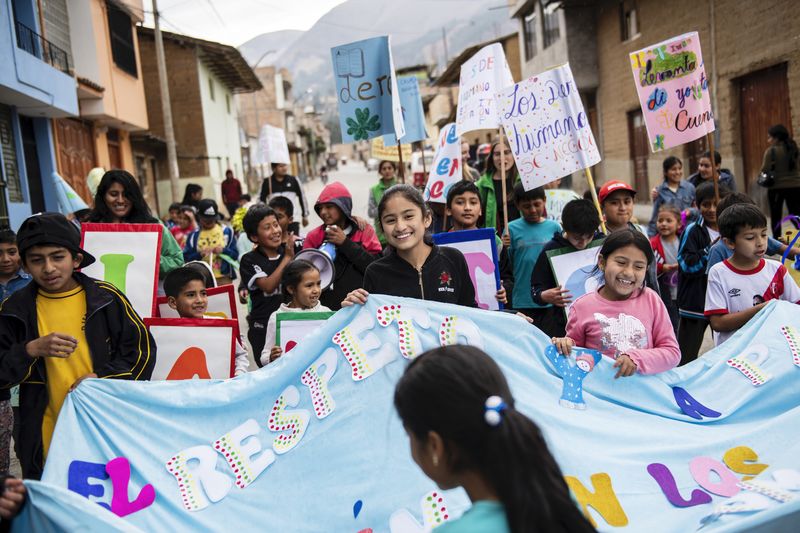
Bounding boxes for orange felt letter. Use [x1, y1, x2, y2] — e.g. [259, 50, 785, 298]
[723, 446, 768, 481]
[565, 473, 629, 528]
[167, 347, 211, 380]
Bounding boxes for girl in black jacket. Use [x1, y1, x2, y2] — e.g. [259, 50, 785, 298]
[342, 185, 477, 308]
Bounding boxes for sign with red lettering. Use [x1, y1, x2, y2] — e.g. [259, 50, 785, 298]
[423, 123, 461, 204]
[145, 318, 237, 380]
[156, 285, 238, 321]
[629, 32, 715, 152]
[496, 63, 601, 190]
[80, 223, 162, 319]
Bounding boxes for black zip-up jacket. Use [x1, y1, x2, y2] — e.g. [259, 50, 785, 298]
[0, 273, 156, 479]
[677, 218, 713, 319]
[363, 246, 477, 307]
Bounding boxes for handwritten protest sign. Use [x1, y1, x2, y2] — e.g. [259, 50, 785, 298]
[258, 125, 290, 166]
[276, 312, 335, 354]
[546, 188, 581, 222]
[145, 318, 236, 380]
[546, 240, 603, 318]
[156, 285, 238, 321]
[496, 64, 601, 191]
[331, 36, 404, 143]
[370, 137, 412, 162]
[422, 123, 460, 204]
[41, 298, 800, 530]
[456, 43, 514, 135]
[384, 76, 428, 145]
[80, 223, 162, 318]
[630, 32, 715, 152]
[433, 229, 502, 310]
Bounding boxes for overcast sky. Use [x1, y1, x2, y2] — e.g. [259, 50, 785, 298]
[143, 0, 348, 46]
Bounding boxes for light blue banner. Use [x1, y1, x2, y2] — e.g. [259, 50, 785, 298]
[331, 36, 404, 143]
[384, 76, 428, 145]
[35, 297, 800, 531]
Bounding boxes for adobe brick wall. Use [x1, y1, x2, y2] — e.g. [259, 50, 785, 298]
[137, 30, 209, 179]
[594, 0, 799, 192]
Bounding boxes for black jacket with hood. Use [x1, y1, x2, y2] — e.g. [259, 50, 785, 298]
[0, 273, 156, 479]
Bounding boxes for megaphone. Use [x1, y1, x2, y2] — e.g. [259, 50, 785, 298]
[295, 241, 337, 290]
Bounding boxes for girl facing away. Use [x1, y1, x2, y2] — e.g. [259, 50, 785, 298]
[552, 229, 680, 377]
[394, 345, 595, 533]
[261, 259, 331, 366]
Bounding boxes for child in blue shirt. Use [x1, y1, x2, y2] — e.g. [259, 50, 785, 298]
[507, 184, 560, 319]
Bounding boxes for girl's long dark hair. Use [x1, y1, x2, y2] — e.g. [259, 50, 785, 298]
[182, 184, 203, 207]
[280, 259, 319, 303]
[598, 228, 654, 267]
[484, 139, 518, 178]
[88, 170, 158, 223]
[768, 124, 798, 170]
[395, 346, 594, 533]
[377, 184, 433, 248]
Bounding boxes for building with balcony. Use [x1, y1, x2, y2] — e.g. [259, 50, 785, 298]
[135, 27, 261, 213]
[0, 0, 78, 228]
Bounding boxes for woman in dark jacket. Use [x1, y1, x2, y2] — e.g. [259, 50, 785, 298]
[762, 124, 800, 238]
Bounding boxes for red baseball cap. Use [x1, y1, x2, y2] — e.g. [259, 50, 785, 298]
[598, 180, 636, 204]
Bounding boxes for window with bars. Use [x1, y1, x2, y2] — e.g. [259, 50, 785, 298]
[107, 2, 137, 77]
[522, 8, 538, 61]
[620, 0, 639, 41]
[0, 104, 24, 203]
[543, 3, 560, 49]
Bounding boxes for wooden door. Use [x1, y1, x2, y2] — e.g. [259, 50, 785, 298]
[739, 63, 792, 192]
[55, 118, 95, 204]
[627, 109, 649, 194]
[107, 128, 122, 170]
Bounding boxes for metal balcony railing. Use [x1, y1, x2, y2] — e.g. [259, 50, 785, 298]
[15, 20, 70, 75]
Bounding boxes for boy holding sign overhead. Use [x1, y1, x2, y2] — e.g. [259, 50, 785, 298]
[0, 213, 155, 479]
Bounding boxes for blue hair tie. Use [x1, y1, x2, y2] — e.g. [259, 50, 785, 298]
[484, 395, 507, 427]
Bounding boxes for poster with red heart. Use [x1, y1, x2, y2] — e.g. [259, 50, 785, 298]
[144, 318, 237, 379]
[275, 312, 335, 354]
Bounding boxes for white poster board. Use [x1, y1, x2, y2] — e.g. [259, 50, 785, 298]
[259, 124, 291, 166]
[156, 285, 238, 320]
[276, 312, 335, 354]
[496, 63, 601, 190]
[145, 318, 236, 380]
[545, 189, 582, 222]
[80, 223, 161, 319]
[546, 240, 604, 318]
[432, 229, 502, 311]
[423, 123, 461, 204]
[456, 43, 514, 135]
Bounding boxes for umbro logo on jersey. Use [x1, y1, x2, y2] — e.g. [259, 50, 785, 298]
[728, 288, 741, 297]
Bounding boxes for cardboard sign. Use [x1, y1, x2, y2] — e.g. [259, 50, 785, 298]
[370, 137, 412, 162]
[456, 43, 514, 135]
[496, 63, 601, 190]
[41, 297, 800, 531]
[331, 36, 404, 143]
[156, 285, 238, 321]
[80, 223, 162, 318]
[275, 311, 335, 354]
[422, 123, 460, 204]
[258, 125, 290, 166]
[383, 76, 428, 145]
[629, 32, 715, 152]
[433, 228, 502, 310]
[144, 318, 236, 380]
[546, 240, 604, 318]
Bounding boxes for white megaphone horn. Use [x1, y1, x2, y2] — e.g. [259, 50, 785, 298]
[294, 241, 336, 290]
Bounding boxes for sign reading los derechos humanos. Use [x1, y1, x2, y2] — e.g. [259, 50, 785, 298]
[629, 31, 715, 152]
[455, 43, 514, 135]
[423, 123, 461, 204]
[330, 36, 404, 143]
[495, 63, 601, 191]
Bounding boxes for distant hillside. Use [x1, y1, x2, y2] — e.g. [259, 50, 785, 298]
[239, 29, 304, 66]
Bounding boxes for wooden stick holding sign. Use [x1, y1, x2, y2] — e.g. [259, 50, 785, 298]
[584, 167, 607, 234]
[499, 129, 510, 237]
[397, 140, 405, 183]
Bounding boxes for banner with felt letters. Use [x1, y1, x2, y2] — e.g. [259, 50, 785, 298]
[80, 223, 162, 319]
[34, 297, 800, 531]
[144, 318, 237, 380]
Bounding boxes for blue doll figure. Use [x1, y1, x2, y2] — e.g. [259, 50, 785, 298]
[546, 345, 601, 410]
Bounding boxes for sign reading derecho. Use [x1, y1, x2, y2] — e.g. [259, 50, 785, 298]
[370, 137, 412, 162]
[423, 123, 460, 204]
[456, 43, 514, 135]
[258, 125, 290, 166]
[629, 32, 715, 152]
[331, 36, 404, 143]
[145, 318, 237, 380]
[40, 297, 800, 531]
[383, 76, 428, 145]
[496, 63, 601, 191]
[80, 223, 162, 319]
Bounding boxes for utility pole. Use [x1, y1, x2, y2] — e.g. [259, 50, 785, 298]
[441, 27, 449, 71]
[152, 0, 181, 201]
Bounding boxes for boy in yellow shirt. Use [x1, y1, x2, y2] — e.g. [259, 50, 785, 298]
[0, 213, 155, 479]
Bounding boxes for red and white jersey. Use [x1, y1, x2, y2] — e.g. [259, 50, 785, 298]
[705, 258, 800, 346]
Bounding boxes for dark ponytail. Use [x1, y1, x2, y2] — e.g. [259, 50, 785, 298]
[280, 259, 319, 303]
[394, 346, 594, 533]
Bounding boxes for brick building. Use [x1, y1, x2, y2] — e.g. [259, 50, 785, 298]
[508, 0, 800, 206]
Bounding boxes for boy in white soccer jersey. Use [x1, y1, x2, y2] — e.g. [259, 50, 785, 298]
[705, 204, 800, 346]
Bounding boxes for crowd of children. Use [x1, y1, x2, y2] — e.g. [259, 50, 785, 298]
[0, 141, 798, 527]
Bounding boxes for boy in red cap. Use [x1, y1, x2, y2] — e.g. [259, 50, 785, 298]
[0, 213, 155, 479]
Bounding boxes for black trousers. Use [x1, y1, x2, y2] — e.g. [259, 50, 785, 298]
[248, 319, 267, 368]
[767, 187, 800, 238]
[677, 316, 707, 366]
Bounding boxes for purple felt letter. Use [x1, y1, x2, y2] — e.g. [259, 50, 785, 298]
[647, 463, 712, 507]
[672, 387, 721, 420]
[105, 457, 156, 517]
